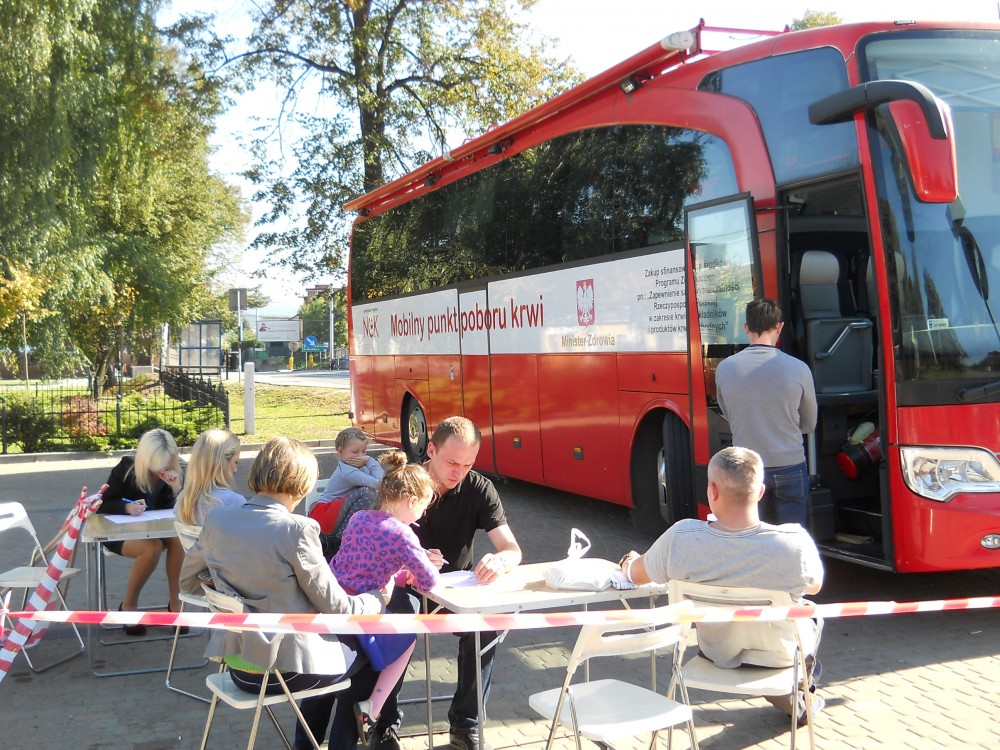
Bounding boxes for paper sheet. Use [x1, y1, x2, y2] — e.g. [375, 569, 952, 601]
[432, 570, 480, 590]
[100, 508, 176, 524]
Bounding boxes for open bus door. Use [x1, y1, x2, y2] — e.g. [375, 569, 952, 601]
[685, 194, 761, 506]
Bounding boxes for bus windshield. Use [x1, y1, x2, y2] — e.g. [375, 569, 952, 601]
[864, 31, 1000, 403]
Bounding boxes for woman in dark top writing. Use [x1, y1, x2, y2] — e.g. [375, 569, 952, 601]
[99, 429, 184, 635]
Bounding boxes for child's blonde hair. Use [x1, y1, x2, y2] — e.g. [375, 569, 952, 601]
[375, 452, 435, 511]
[248, 436, 318, 500]
[335, 427, 368, 452]
[176, 428, 241, 525]
[132, 429, 181, 494]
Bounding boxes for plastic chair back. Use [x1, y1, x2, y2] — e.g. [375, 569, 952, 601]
[174, 521, 203, 552]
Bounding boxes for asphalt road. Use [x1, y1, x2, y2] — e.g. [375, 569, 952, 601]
[2, 449, 1000, 748]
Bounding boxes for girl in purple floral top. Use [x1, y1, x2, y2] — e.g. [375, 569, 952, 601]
[331, 457, 439, 747]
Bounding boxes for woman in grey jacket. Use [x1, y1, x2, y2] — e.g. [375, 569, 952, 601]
[180, 436, 387, 694]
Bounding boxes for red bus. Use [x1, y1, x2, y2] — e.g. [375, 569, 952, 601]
[345, 21, 1000, 573]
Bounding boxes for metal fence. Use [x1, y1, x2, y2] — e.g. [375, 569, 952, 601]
[160, 368, 230, 428]
[0, 371, 229, 454]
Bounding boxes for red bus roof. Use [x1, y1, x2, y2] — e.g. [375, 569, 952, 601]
[343, 22, 782, 215]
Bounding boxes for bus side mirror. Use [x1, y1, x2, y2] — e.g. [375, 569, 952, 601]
[809, 79, 958, 203]
[883, 98, 958, 204]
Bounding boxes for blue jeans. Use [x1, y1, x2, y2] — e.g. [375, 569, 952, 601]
[762, 462, 809, 526]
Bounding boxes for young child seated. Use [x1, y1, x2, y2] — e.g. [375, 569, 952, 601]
[331, 458, 440, 747]
[324, 449, 406, 559]
[309, 427, 383, 540]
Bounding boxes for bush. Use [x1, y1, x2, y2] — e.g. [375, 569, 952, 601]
[1, 394, 59, 453]
[61, 396, 108, 440]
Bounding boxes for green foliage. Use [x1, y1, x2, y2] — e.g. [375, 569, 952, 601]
[1, 394, 58, 453]
[0, 0, 247, 387]
[0, 380, 223, 453]
[791, 10, 842, 31]
[181, 0, 581, 279]
[296, 289, 347, 346]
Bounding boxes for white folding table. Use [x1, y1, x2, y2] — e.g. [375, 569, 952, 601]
[80, 510, 204, 678]
[420, 560, 667, 750]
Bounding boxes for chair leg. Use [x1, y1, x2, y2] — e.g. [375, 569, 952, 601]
[199, 693, 221, 750]
[246, 673, 271, 750]
[165, 601, 210, 703]
[19, 589, 86, 673]
[264, 706, 294, 750]
[276, 670, 325, 750]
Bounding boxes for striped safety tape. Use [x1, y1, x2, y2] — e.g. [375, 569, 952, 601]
[5, 595, 1000, 635]
[0, 487, 104, 682]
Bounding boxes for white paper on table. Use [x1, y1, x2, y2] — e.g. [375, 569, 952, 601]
[431, 570, 480, 591]
[101, 509, 176, 524]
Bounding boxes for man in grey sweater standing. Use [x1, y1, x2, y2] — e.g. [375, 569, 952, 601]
[715, 298, 817, 526]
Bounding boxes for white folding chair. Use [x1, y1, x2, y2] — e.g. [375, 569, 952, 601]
[199, 586, 351, 750]
[668, 581, 817, 750]
[302, 479, 328, 515]
[165, 520, 211, 701]
[529, 603, 698, 750]
[0, 501, 85, 672]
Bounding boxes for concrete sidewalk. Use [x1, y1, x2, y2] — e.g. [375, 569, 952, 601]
[2, 452, 1000, 749]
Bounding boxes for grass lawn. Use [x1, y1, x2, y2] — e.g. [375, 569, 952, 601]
[225, 383, 353, 443]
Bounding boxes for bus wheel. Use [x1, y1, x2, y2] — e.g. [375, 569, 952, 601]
[402, 398, 428, 463]
[630, 412, 692, 535]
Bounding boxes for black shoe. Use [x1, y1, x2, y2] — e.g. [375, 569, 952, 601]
[118, 602, 146, 636]
[167, 606, 189, 636]
[371, 726, 400, 750]
[354, 700, 376, 747]
[448, 730, 493, 750]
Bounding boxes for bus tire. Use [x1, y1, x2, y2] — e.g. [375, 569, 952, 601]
[402, 397, 428, 463]
[630, 412, 692, 535]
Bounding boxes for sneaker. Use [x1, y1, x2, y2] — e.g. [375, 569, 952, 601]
[354, 700, 377, 747]
[372, 726, 400, 750]
[797, 693, 826, 726]
[448, 730, 493, 750]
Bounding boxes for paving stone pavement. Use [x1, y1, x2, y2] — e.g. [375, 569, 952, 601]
[2, 448, 999, 749]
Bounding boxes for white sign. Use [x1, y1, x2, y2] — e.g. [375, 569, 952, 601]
[351, 246, 687, 357]
[256, 319, 302, 342]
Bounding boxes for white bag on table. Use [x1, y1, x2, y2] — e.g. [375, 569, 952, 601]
[543, 529, 617, 591]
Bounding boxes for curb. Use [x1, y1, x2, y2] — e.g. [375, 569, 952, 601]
[0, 438, 344, 465]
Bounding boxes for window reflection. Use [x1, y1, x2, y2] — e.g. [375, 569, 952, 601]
[351, 125, 737, 301]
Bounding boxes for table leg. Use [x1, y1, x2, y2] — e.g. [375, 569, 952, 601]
[475, 629, 485, 750]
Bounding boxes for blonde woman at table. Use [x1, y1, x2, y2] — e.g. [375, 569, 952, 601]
[331, 457, 440, 747]
[98, 428, 184, 635]
[175, 428, 245, 527]
[180, 436, 387, 739]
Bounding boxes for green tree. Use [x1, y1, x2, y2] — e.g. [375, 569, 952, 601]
[183, 0, 581, 279]
[0, 1, 246, 389]
[791, 10, 842, 31]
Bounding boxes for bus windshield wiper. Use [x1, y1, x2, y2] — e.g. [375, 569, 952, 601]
[957, 379, 1000, 403]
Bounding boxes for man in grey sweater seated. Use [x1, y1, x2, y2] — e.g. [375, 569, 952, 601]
[714, 297, 817, 526]
[619, 446, 825, 723]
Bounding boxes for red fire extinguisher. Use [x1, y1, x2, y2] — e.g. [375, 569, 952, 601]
[837, 425, 883, 479]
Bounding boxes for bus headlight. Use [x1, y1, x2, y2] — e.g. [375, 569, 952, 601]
[900, 446, 1000, 503]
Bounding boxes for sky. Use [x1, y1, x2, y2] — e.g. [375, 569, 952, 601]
[162, 0, 1000, 316]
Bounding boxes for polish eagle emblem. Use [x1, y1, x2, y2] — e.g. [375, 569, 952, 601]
[576, 279, 595, 326]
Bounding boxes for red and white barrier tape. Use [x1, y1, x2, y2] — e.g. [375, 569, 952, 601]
[4, 595, 1000, 636]
[0, 487, 104, 682]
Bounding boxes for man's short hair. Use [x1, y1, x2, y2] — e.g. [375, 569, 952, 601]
[430, 416, 481, 449]
[708, 446, 764, 502]
[745, 298, 782, 335]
